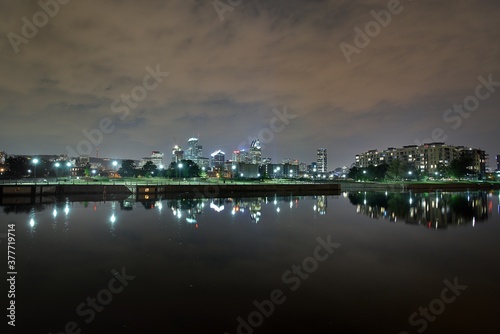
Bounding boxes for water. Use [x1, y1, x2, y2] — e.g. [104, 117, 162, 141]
[2, 191, 500, 334]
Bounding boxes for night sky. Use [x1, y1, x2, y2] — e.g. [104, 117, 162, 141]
[1, 0, 499, 168]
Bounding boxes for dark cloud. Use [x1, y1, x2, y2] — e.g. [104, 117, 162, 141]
[0, 0, 499, 167]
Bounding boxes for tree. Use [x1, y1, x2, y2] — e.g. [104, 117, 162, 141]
[166, 160, 200, 178]
[449, 155, 474, 180]
[348, 166, 360, 180]
[118, 160, 136, 177]
[4, 156, 29, 178]
[386, 159, 409, 181]
[142, 161, 157, 176]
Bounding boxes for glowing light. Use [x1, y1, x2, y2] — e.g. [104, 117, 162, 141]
[64, 205, 69, 215]
[29, 218, 35, 227]
[52, 209, 57, 218]
[210, 202, 224, 212]
[110, 214, 116, 223]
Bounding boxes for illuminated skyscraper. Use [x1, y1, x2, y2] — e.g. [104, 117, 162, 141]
[317, 148, 327, 173]
[172, 145, 184, 163]
[186, 138, 202, 162]
[250, 139, 262, 165]
[211, 150, 225, 168]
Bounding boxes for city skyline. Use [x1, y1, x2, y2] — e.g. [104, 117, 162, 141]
[1, 1, 499, 167]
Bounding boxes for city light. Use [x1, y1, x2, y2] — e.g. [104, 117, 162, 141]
[32, 158, 39, 178]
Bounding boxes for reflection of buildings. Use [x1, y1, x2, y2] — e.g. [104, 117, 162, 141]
[348, 191, 489, 229]
[314, 195, 327, 215]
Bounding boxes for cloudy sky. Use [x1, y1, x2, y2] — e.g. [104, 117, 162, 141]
[1, 0, 499, 168]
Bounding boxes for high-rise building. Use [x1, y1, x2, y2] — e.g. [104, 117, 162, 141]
[250, 139, 262, 165]
[172, 145, 184, 163]
[496, 155, 500, 171]
[232, 150, 251, 164]
[186, 138, 202, 162]
[317, 148, 327, 173]
[149, 151, 164, 167]
[210, 150, 225, 168]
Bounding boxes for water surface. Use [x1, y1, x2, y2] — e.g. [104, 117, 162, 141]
[2, 191, 499, 333]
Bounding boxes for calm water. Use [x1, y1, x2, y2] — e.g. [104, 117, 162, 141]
[2, 191, 500, 334]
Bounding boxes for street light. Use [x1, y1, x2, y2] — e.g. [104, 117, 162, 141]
[54, 162, 60, 179]
[32, 158, 39, 178]
[178, 163, 183, 183]
[66, 162, 72, 179]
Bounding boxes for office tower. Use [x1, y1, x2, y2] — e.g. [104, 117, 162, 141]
[317, 148, 327, 173]
[186, 137, 202, 162]
[250, 139, 262, 165]
[211, 150, 225, 168]
[172, 145, 184, 163]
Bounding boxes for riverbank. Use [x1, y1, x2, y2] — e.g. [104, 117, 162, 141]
[0, 183, 341, 199]
[337, 180, 500, 192]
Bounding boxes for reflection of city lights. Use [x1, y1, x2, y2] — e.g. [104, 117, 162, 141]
[276, 207, 280, 213]
[210, 202, 224, 212]
[110, 214, 116, 223]
[52, 209, 57, 218]
[64, 205, 70, 215]
[29, 218, 35, 227]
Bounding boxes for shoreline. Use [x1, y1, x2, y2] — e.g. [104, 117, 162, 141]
[0, 181, 499, 200]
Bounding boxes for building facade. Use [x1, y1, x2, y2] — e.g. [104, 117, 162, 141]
[317, 148, 327, 173]
[250, 139, 262, 165]
[355, 142, 487, 176]
[172, 145, 184, 163]
[210, 150, 225, 168]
